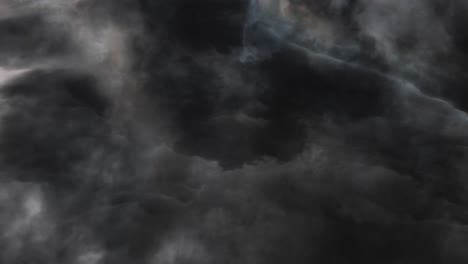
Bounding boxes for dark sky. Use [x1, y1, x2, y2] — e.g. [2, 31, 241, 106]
[1, 1, 468, 263]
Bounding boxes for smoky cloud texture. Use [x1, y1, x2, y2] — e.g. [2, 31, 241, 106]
[2, 0, 468, 263]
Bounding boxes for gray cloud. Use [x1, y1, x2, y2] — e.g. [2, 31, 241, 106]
[1, 0, 468, 263]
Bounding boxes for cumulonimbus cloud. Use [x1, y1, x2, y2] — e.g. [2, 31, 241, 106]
[1, 0, 468, 263]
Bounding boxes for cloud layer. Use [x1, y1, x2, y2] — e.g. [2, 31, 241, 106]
[1, 0, 468, 263]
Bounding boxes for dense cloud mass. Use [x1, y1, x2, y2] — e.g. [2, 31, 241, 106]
[2, 0, 468, 263]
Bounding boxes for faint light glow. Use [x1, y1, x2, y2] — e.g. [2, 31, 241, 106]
[0, 67, 29, 86]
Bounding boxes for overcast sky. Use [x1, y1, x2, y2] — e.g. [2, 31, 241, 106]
[1, 1, 468, 263]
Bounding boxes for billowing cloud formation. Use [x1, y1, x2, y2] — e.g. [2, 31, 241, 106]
[1, 0, 468, 263]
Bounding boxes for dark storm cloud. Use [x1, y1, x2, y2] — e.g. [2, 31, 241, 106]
[1, 0, 468, 263]
[0, 13, 71, 66]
